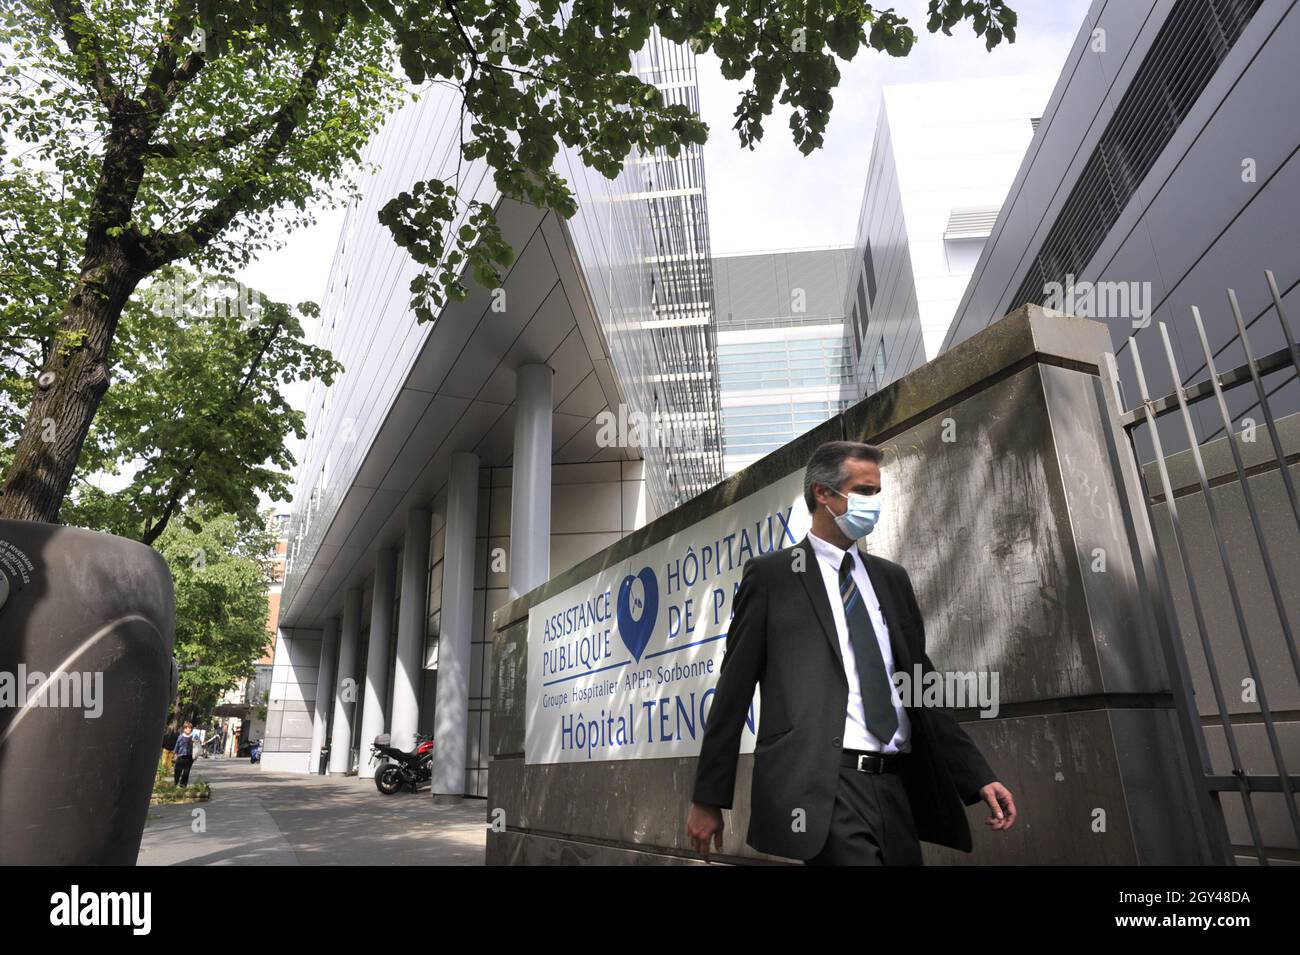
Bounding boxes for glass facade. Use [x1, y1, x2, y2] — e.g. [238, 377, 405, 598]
[283, 30, 724, 606]
[556, 30, 725, 515]
[282, 82, 495, 607]
[270, 28, 724, 783]
[722, 399, 853, 459]
[712, 248, 856, 475]
[718, 337, 853, 392]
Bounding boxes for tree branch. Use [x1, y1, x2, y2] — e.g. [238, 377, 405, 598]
[140, 312, 287, 546]
[141, 30, 338, 269]
[140, 1, 203, 116]
[444, 0, 483, 82]
[144, 65, 326, 159]
[50, 0, 122, 111]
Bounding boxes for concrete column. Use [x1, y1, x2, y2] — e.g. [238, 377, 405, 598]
[358, 549, 397, 777]
[328, 588, 362, 775]
[432, 451, 479, 802]
[390, 508, 431, 752]
[509, 362, 553, 599]
[308, 618, 339, 774]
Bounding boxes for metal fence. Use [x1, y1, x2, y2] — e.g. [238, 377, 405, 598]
[1103, 270, 1300, 865]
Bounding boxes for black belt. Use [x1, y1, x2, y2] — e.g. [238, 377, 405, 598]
[841, 749, 908, 774]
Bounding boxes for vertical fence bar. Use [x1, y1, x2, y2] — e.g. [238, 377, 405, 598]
[1101, 353, 1233, 864]
[1157, 322, 1300, 849]
[1227, 288, 1300, 531]
[1128, 337, 1267, 863]
[1189, 305, 1300, 689]
[1264, 269, 1300, 392]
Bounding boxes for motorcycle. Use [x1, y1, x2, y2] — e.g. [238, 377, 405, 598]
[370, 733, 434, 795]
[250, 739, 262, 764]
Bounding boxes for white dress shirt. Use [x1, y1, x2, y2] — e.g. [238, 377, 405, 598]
[807, 531, 911, 754]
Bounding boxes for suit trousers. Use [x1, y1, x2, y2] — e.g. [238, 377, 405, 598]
[805, 765, 924, 866]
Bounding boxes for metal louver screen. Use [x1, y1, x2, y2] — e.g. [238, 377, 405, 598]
[1009, 0, 1263, 311]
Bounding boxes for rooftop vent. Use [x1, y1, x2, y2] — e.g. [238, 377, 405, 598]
[944, 206, 1001, 239]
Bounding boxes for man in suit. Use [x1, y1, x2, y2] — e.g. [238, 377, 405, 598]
[687, 440, 1016, 864]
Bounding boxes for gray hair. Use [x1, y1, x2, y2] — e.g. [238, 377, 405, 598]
[803, 441, 883, 512]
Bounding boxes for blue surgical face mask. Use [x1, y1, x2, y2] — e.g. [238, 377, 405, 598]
[827, 488, 882, 540]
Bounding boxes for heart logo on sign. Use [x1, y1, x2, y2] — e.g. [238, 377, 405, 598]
[616, 566, 659, 662]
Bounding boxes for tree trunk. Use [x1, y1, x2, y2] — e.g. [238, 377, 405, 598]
[0, 242, 141, 523]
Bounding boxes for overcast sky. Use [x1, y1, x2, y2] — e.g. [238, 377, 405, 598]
[698, 0, 1092, 255]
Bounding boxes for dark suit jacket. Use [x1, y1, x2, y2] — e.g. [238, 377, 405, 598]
[691, 534, 996, 860]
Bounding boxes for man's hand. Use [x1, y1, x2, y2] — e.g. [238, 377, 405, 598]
[979, 782, 1017, 831]
[687, 802, 725, 861]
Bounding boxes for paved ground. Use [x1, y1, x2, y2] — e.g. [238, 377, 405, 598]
[138, 758, 486, 865]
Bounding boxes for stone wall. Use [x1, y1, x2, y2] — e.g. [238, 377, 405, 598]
[488, 307, 1214, 865]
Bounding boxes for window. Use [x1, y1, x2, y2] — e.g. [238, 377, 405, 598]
[862, 239, 877, 305]
[855, 275, 870, 342]
[723, 400, 849, 456]
[717, 337, 852, 392]
[865, 337, 886, 396]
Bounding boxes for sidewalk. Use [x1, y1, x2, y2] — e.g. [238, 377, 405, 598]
[138, 758, 485, 865]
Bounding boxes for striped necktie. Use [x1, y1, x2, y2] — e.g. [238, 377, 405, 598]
[838, 552, 899, 744]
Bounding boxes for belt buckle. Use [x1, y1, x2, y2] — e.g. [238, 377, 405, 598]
[855, 753, 879, 773]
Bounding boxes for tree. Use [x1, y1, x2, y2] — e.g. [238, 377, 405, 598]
[158, 507, 275, 723]
[0, 1, 399, 523]
[0, 0, 1016, 525]
[70, 273, 341, 543]
[1, 255, 342, 542]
